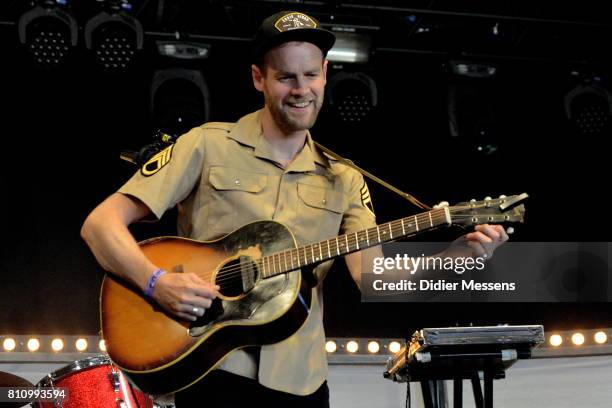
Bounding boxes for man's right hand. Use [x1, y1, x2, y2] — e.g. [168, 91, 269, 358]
[152, 273, 219, 321]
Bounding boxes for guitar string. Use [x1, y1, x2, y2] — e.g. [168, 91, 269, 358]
[209, 215, 511, 285]
[206, 212, 452, 284]
[204, 210, 512, 285]
[205, 209, 514, 284]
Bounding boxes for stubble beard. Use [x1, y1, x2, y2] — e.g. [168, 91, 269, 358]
[267, 95, 323, 134]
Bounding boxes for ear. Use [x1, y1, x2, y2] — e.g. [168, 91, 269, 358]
[252, 64, 264, 92]
[322, 58, 328, 86]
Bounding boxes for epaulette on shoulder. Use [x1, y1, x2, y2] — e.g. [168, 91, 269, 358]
[200, 122, 233, 132]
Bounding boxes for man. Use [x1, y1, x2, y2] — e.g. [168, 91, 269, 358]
[81, 10, 507, 407]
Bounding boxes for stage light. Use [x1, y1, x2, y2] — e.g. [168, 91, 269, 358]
[3, 338, 17, 352]
[327, 32, 371, 64]
[99, 339, 107, 352]
[84, 1, 143, 73]
[327, 71, 377, 123]
[594, 331, 608, 344]
[27, 338, 40, 352]
[325, 340, 337, 353]
[51, 338, 64, 352]
[367, 341, 380, 354]
[157, 41, 211, 60]
[18, 0, 78, 69]
[450, 60, 497, 78]
[150, 69, 210, 136]
[346, 340, 359, 353]
[388, 341, 402, 354]
[75, 338, 88, 352]
[564, 76, 612, 136]
[571, 332, 585, 346]
[549, 334, 563, 347]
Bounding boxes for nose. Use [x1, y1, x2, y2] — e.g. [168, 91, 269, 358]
[291, 76, 308, 96]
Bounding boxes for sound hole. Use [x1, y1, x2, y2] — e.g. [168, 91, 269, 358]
[215, 256, 260, 298]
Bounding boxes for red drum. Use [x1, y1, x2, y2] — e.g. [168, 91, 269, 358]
[35, 355, 155, 407]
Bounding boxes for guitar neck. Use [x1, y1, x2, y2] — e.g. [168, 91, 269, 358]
[259, 207, 451, 278]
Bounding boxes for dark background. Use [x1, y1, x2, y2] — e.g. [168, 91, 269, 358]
[0, 1, 610, 339]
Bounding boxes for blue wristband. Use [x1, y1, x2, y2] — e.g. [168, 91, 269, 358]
[144, 268, 166, 298]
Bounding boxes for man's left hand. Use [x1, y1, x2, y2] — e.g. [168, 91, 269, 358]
[448, 224, 509, 260]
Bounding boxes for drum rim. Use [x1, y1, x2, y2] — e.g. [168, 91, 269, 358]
[37, 354, 111, 385]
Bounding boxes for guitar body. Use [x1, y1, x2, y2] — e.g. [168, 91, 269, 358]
[100, 220, 311, 395]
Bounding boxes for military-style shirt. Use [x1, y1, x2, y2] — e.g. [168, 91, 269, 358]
[118, 110, 376, 395]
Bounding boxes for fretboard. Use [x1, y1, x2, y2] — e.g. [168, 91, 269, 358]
[259, 207, 450, 279]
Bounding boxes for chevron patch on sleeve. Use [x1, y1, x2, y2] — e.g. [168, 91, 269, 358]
[360, 181, 375, 215]
[140, 144, 174, 177]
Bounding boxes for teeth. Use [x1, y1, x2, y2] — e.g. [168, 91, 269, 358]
[290, 101, 310, 108]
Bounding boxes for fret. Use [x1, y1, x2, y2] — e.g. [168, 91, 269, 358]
[299, 247, 305, 268]
[283, 251, 288, 272]
[261, 258, 267, 278]
[401, 218, 406, 235]
[414, 215, 419, 232]
[296, 249, 301, 268]
[376, 226, 381, 243]
[345, 234, 349, 252]
[318, 243, 323, 262]
[429, 211, 433, 227]
[335, 237, 340, 255]
[366, 228, 370, 245]
[290, 250, 295, 270]
[310, 245, 315, 264]
[327, 240, 331, 258]
[354, 232, 359, 250]
[388, 223, 393, 239]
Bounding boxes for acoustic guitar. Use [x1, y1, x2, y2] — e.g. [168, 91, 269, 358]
[100, 193, 527, 395]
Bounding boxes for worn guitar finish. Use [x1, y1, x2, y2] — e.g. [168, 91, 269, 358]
[100, 194, 528, 395]
[101, 221, 309, 395]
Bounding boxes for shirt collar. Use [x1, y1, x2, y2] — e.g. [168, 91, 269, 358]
[227, 109, 331, 170]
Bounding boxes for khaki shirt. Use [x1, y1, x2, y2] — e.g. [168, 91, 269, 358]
[119, 110, 376, 395]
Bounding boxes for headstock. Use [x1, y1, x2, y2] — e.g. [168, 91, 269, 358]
[443, 193, 528, 227]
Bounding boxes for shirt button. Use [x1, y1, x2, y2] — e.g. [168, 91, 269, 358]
[322, 198, 327, 205]
[234, 179, 241, 186]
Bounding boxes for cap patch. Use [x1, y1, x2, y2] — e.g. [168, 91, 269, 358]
[274, 12, 317, 32]
[141, 144, 174, 177]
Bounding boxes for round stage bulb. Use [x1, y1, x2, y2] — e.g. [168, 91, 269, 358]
[3, 338, 16, 352]
[325, 341, 337, 353]
[388, 341, 402, 354]
[75, 338, 88, 352]
[51, 338, 64, 352]
[549, 334, 563, 347]
[346, 340, 359, 353]
[99, 339, 107, 352]
[594, 331, 607, 344]
[367, 341, 380, 354]
[571, 333, 585, 346]
[27, 338, 40, 352]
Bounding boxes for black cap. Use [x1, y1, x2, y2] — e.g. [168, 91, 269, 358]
[253, 11, 336, 62]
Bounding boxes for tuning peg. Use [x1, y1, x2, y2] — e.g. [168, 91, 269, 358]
[433, 201, 449, 209]
[484, 196, 492, 201]
[499, 195, 507, 199]
[470, 199, 476, 203]
[506, 227, 514, 235]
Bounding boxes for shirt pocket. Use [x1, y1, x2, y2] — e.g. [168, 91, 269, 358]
[296, 182, 345, 241]
[205, 165, 268, 234]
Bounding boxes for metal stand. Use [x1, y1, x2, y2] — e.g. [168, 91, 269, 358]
[415, 354, 512, 408]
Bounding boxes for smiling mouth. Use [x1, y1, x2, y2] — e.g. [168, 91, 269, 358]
[287, 101, 312, 108]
